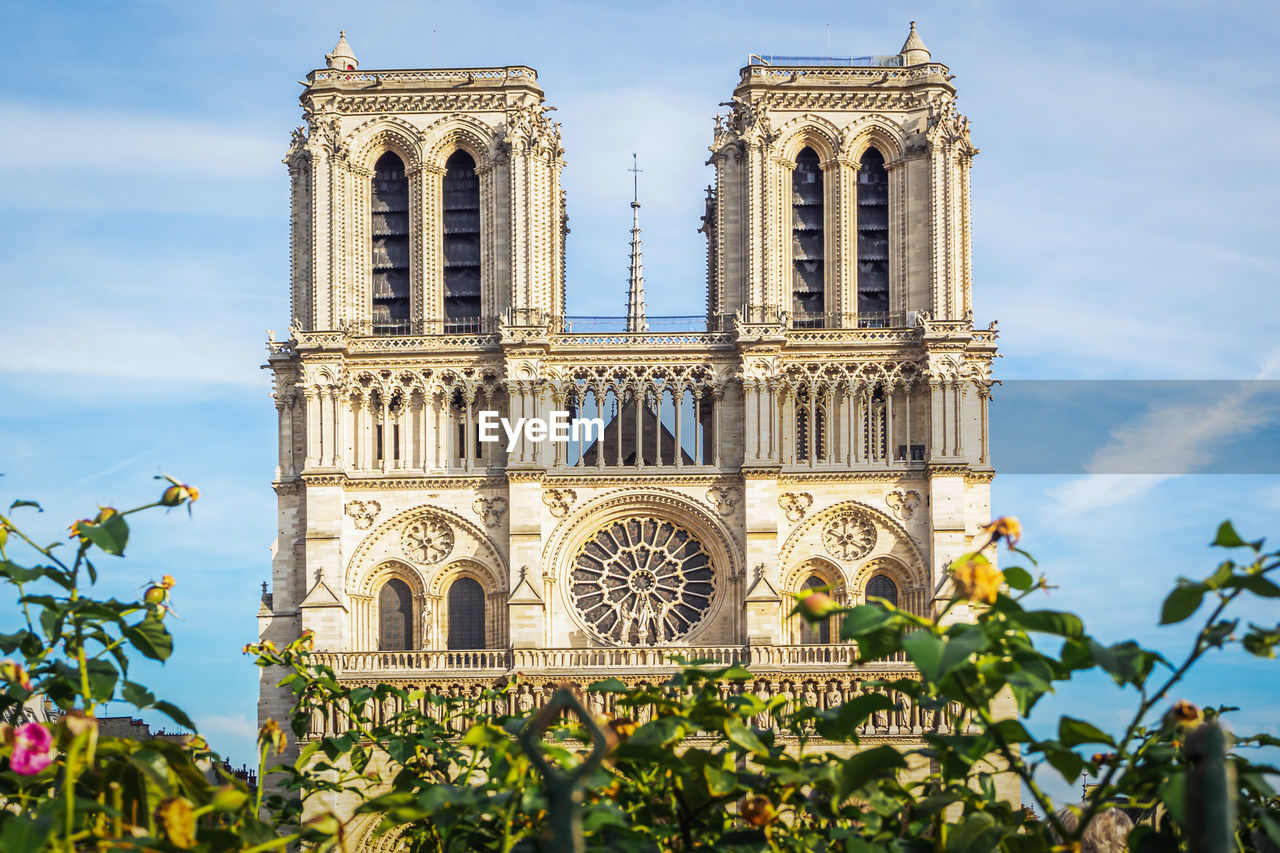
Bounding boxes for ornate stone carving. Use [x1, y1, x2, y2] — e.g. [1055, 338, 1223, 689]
[778, 492, 813, 522]
[704, 486, 740, 516]
[885, 489, 921, 521]
[401, 518, 454, 564]
[344, 500, 381, 529]
[542, 488, 577, 518]
[569, 518, 715, 646]
[471, 497, 508, 527]
[822, 514, 877, 561]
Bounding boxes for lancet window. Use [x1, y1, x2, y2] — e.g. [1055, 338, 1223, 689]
[371, 152, 411, 335]
[856, 147, 890, 323]
[791, 147, 825, 327]
[443, 151, 482, 332]
[447, 577, 485, 649]
[866, 574, 898, 608]
[378, 578, 413, 651]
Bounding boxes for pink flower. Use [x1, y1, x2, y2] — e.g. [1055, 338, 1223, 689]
[11, 722, 55, 775]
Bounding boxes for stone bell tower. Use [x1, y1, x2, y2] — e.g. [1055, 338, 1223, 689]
[283, 33, 566, 336]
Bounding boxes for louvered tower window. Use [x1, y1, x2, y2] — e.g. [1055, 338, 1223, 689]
[443, 151, 481, 333]
[378, 578, 413, 651]
[371, 152, 411, 335]
[857, 147, 890, 322]
[791, 147, 824, 327]
[866, 574, 898, 608]
[447, 577, 485, 649]
[798, 576, 831, 644]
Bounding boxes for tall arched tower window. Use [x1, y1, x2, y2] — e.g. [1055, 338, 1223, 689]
[791, 147, 824, 327]
[371, 152, 411, 335]
[866, 574, 898, 607]
[447, 577, 485, 649]
[443, 151, 482, 333]
[856, 147, 890, 323]
[378, 578, 413, 650]
[798, 576, 831, 644]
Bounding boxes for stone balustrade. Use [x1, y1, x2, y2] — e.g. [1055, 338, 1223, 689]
[312, 644, 905, 676]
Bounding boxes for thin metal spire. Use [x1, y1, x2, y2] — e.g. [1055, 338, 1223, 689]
[625, 154, 648, 333]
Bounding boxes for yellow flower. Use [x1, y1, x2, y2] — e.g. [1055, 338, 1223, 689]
[160, 574, 177, 590]
[258, 718, 287, 753]
[68, 520, 91, 539]
[951, 552, 1004, 604]
[1166, 700, 1203, 731]
[155, 797, 196, 848]
[980, 516, 1022, 549]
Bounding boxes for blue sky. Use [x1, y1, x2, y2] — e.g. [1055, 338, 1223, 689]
[1, 0, 1278, 805]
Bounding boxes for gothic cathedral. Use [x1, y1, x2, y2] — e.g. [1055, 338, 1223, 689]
[260, 24, 998, 833]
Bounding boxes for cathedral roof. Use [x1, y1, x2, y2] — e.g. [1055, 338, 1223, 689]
[325, 30, 358, 71]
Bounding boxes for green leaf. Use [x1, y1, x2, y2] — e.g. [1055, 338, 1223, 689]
[0, 813, 54, 850]
[724, 719, 768, 756]
[1057, 716, 1115, 748]
[838, 604, 896, 640]
[1224, 575, 1280, 598]
[945, 812, 1002, 853]
[938, 627, 986, 677]
[84, 659, 119, 701]
[630, 715, 686, 748]
[814, 692, 895, 742]
[1158, 771, 1186, 826]
[838, 745, 907, 798]
[902, 631, 944, 682]
[1211, 521, 1261, 550]
[79, 513, 130, 556]
[122, 680, 156, 709]
[586, 677, 627, 692]
[1039, 743, 1085, 782]
[8, 500, 42, 512]
[1160, 582, 1206, 625]
[154, 700, 197, 732]
[1016, 609, 1085, 639]
[702, 763, 737, 797]
[122, 614, 172, 662]
[1003, 566, 1034, 591]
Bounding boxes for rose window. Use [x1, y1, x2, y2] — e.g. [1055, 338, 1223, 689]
[570, 518, 716, 646]
[401, 518, 454, 564]
[822, 514, 876, 561]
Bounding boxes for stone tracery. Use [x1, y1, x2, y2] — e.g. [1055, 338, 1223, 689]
[569, 518, 716, 646]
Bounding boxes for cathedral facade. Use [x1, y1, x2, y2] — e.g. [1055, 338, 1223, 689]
[259, 24, 998, 825]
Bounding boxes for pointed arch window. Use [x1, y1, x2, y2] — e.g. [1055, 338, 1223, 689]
[798, 576, 831, 644]
[371, 152, 411, 335]
[443, 151, 482, 333]
[447, 577, 485, 649]
[791, 147, 825, 327]
[856, 147, 890, 324]
[866, 574, 898, 608]
[378, 578, 413, 650]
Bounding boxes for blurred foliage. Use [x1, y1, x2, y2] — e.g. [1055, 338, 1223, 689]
[2, 477, 1278, 851]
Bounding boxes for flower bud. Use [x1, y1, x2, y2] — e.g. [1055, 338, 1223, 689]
[61, 709, 97, 739]
[210, 785, 249, 811]
[144, 585, 168, 605]
[0, 659, 33, 692]
[741, 794, 776, 827]
[797, 591, 836, 621]
[155, 797, 196, 848]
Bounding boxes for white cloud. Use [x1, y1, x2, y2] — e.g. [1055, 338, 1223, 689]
[1048, 377, 1279, 516]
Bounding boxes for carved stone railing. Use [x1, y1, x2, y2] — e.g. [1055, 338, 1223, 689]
[303, 667, 967, 742]
[307, 66, 538, 86]
[313, 645, 905, 676]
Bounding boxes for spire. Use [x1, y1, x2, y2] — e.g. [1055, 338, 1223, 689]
[899, 21, 930, 65]
[625, 153, 649, 333]
[325, 30, 358, 71]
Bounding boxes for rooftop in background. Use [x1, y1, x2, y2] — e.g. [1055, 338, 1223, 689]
[747, 54, 904, 67]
